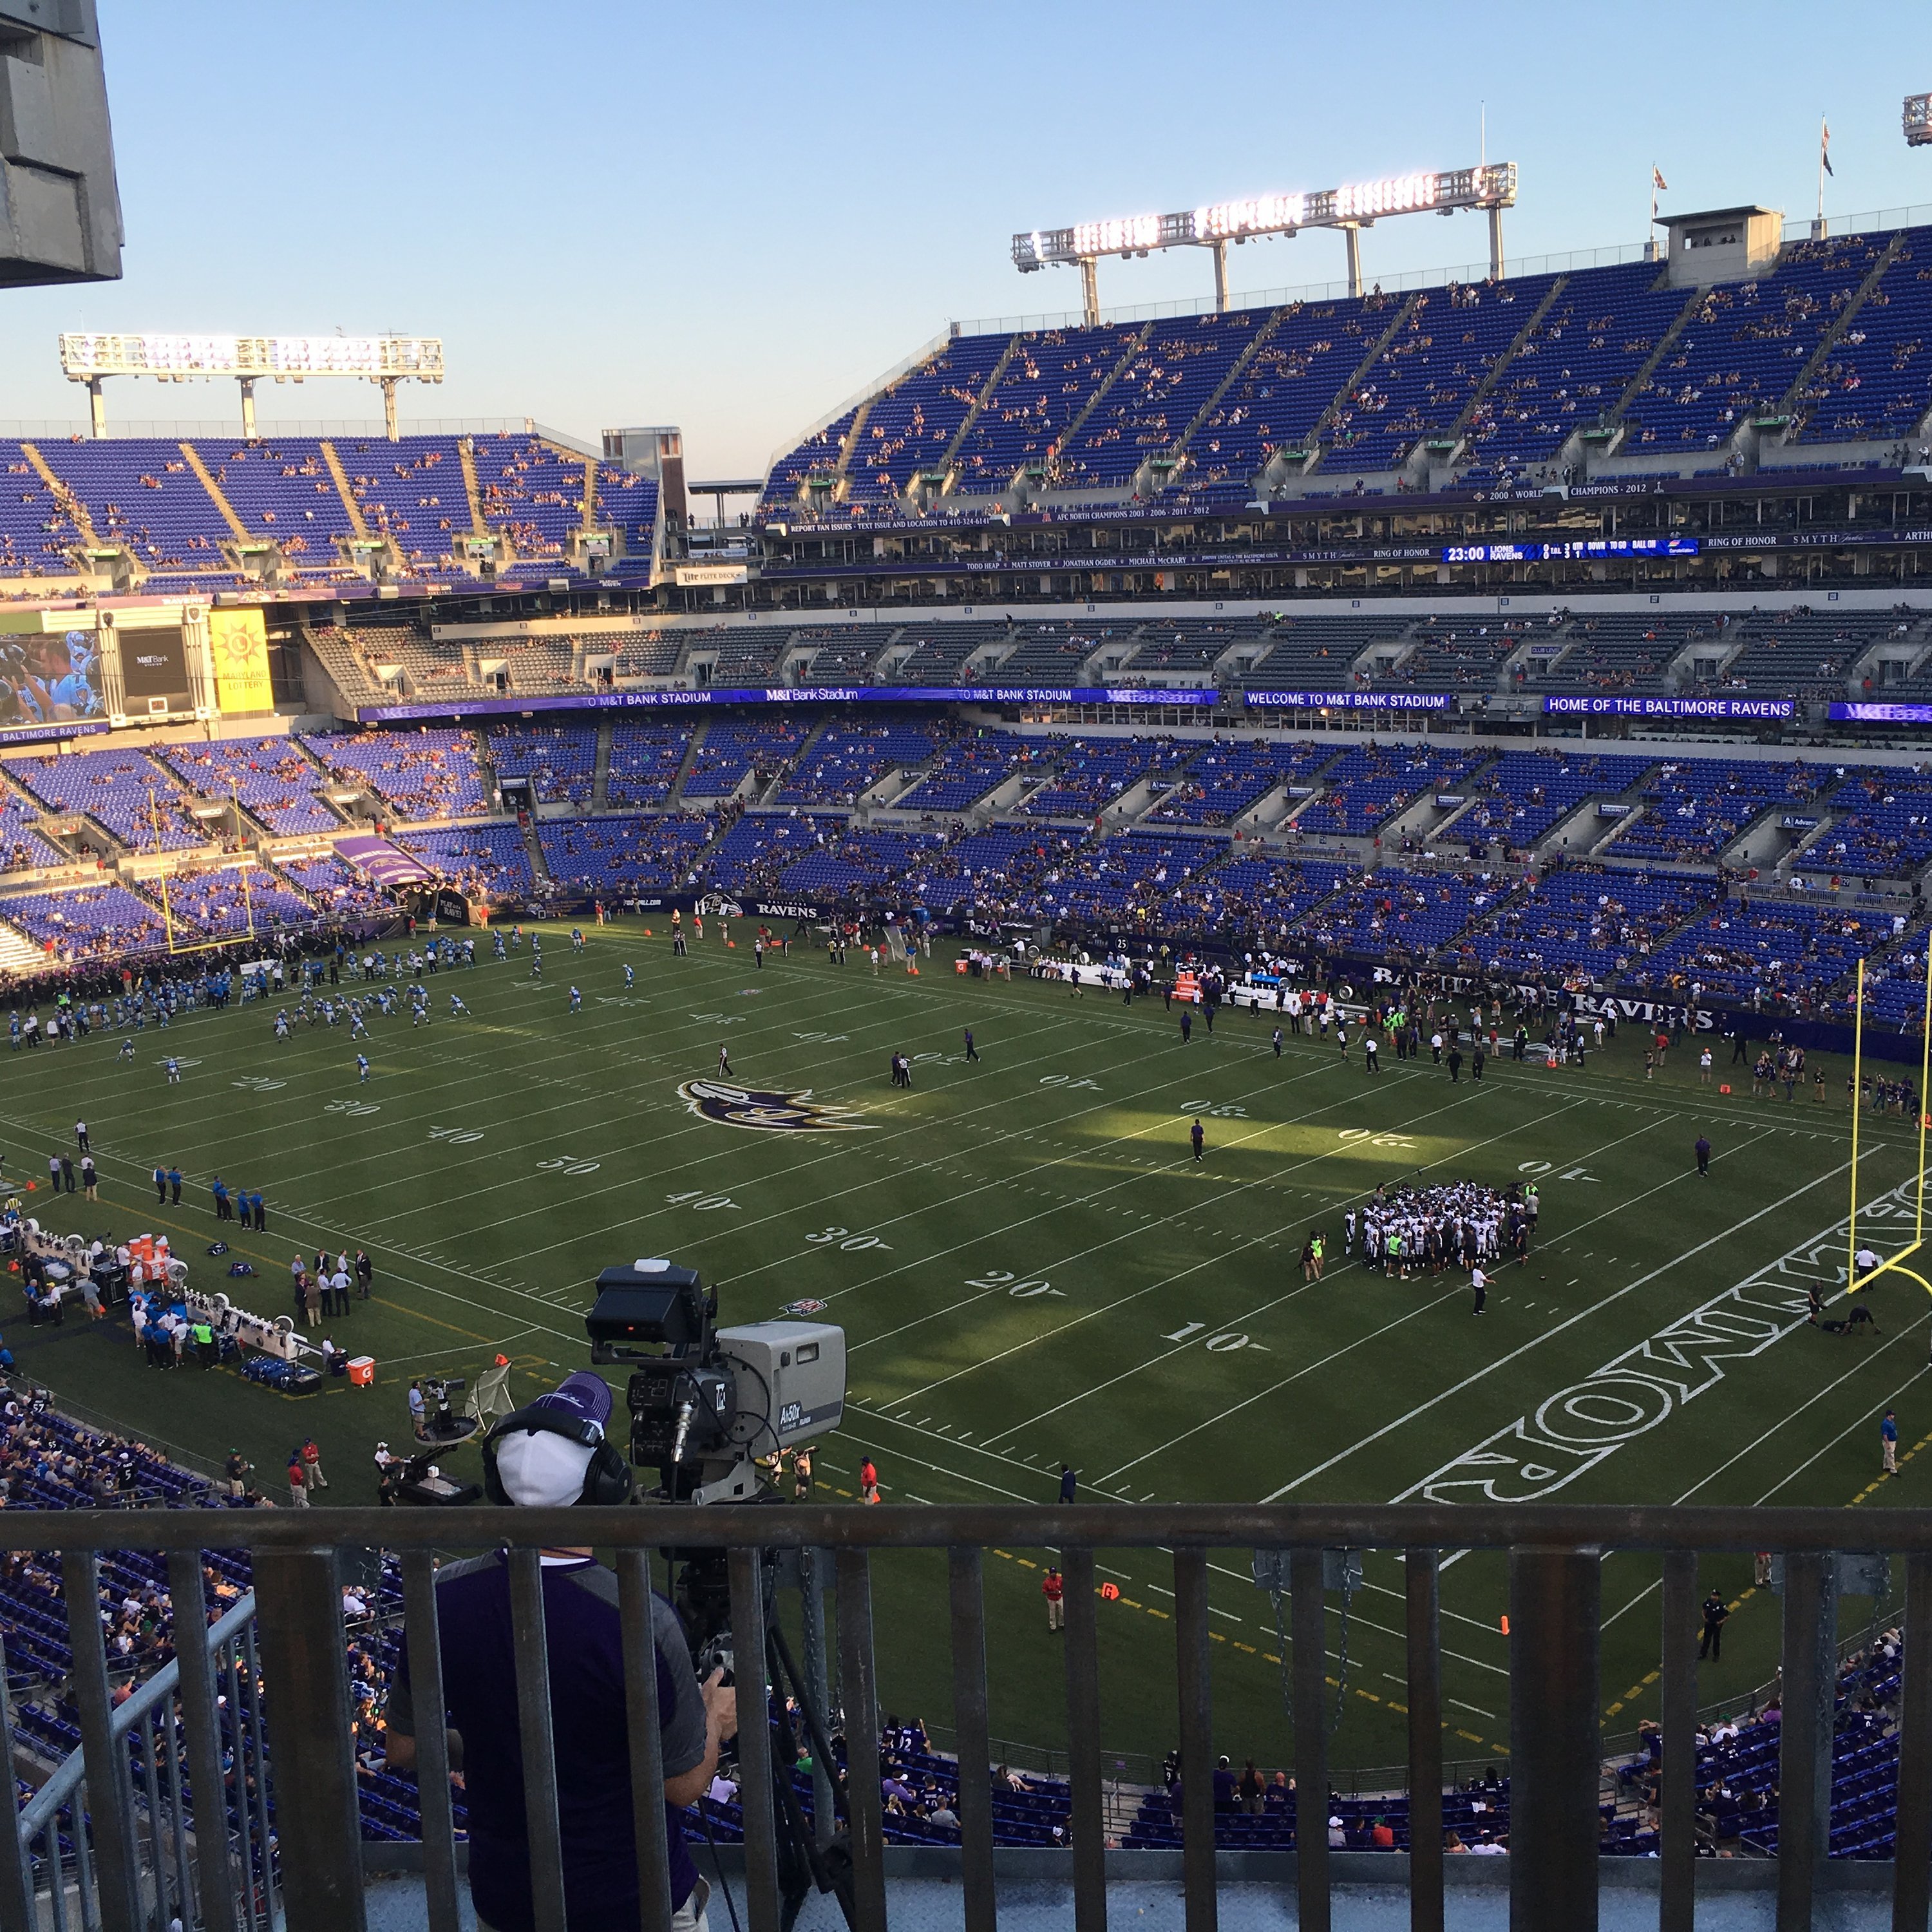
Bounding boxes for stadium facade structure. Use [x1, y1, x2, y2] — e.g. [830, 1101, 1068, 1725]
[12, 206, 1932, 1018]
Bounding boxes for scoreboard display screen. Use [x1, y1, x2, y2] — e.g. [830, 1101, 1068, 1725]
[118, 627, 193, 709]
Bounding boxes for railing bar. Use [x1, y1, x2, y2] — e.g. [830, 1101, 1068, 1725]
[18, 1501, 1932, 1554]
[169, 1689, 193, 1932]
[222, 1640, 257, 1932]
[1893, 1550, 1932, 1932]
[396, 1551, 462, 1932]
[45, 1815, 70, 1932]
[1061, 1547, 1106, 1932]
[1508, 1549, 1601, 1932]
[1658, 1552, 1698, 1932]
[506, 1546, 569, 1932]
[0, 1635, 37, 1932]
[1402, 1549, 1443, 1932]
[135, 1713, 160, 1929]
[613, 1549, 677, 1932]
[1289, 1548, 1329, 1932]
[59, 1552, 138, 1932]
[66, 1797, 86, 1932]
[728, 1547, 782, 1932]
[1172, 1549, 1216, 1932]
[252, 1551, 366, 1932]
[242, 1624, 276, 1932]
[835, 1548, 890, 1932]
[946, 1547, 998, 1932]
[1777, 1551, 1825, 1932]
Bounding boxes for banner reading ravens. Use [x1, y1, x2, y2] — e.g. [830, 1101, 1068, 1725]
[677, 1079, 872, 1132]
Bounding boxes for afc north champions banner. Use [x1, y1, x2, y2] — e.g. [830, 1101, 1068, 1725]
[208, 609, 274, 714]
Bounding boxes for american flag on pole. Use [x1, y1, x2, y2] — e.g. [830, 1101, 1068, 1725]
[1653, 166, 1669, 193]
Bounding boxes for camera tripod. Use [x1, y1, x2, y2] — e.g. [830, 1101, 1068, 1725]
[670, 1544, 857, 1932]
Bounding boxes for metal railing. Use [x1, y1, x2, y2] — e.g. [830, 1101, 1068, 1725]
[1, 1576, 270, 1932]
[0, 1504, 1929, 1932]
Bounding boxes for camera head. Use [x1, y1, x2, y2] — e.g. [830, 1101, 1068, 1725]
[584, 1259, 846, 1505]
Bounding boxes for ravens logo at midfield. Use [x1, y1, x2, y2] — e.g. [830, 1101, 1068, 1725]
[676, 1079, 873, 1132]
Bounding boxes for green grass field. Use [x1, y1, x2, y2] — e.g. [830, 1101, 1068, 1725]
[0, 922, 1925, 1783]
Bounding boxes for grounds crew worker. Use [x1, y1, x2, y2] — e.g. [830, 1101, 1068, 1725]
[385, 1372, 737, 1931]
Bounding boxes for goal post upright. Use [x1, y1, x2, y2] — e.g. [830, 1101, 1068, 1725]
[1846, 949, 1932, 1303]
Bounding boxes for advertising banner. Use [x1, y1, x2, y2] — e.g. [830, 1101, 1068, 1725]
[209, 608, 273, 713]
[358, 684, 1218, 724]
[1244, 690, 1454, 712]
[1541, 695, 1795, 720]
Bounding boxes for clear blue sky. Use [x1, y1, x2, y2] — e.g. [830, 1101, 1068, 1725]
[2, 1, 1927, 477]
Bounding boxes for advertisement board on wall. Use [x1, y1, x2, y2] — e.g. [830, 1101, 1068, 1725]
[208, 609, 273, 713]
[117, 626, 193, 713]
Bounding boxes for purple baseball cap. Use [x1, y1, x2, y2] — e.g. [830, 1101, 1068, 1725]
[531, 1370, 612, 1435]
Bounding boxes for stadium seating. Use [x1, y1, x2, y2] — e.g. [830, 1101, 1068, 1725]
[846, 336, 1014, 505]
[488, 723, 598, 807]
[300, 729, 489, 820]
[155, 735, 340, 835]
[680, 720, 814, 800]
[1329, 276, 1562, 474]
[5, 748, 211, 851]
[1016, 735, 1197, 820]
[0, 882, 166, 958]
[1294, 744, 1487, 838]
[779, 826, 949, 900]
[1804, 768, 1932, 879]
[1144, 738, 1332, 828]
[773, 718, 943, 806]
[1635, 898, 1896, 1005]
[1300, 867, 1501, 955]
[699, 811, 848, 896]
[895, 732, 1043, 814]
[393, 825, 534, 896]
[1608, 759, 1834, 863]
[1457, 867, 1719, 980]
[951, 325, 1143, 496]
[538, 813, 714, 892]
[1443, 752, 1654, 853]
[605, 724, 694, 809]
[0, 446, 86, 575]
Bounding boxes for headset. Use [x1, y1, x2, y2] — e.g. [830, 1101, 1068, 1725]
[480, 1401, 634, 1508]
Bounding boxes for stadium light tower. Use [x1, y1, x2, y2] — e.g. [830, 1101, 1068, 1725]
[1907, 95, 1932, 146]
[1012, 163, 1518, 323]
[55, 333, 446, 439]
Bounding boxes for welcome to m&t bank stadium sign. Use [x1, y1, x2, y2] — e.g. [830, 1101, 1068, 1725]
[1541, 696, 1795, 720]
[1245, 691, 1453, 712]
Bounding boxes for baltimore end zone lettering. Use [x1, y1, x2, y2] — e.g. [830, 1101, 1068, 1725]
[1397, 1180, 1913, 1505]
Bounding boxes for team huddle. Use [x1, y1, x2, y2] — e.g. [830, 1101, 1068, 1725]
[1344, 1180, 1536, 1276]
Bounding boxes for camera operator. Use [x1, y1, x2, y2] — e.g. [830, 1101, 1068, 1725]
[384, 1372, 737, 1931]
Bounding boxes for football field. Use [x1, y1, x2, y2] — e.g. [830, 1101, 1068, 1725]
[0, 921, 1926, 1781]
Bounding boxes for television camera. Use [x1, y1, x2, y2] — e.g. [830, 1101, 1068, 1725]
[587, 1261, 855, 1929]
[585, 1258, 845, 1505]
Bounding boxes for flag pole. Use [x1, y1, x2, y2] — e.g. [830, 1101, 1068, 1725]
[1818, 117, 1826, 228]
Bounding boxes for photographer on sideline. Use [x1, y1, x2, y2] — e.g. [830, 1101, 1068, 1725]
[384, 1372, 737, 1931]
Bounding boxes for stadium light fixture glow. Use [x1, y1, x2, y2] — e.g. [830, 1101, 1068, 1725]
[1014, 162, 1518, 319]
[1907, 94, 1932, 146]
[57, 334, 446, 440]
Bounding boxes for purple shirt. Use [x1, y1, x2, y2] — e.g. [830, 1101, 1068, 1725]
[390, 1552, 707, 1929]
